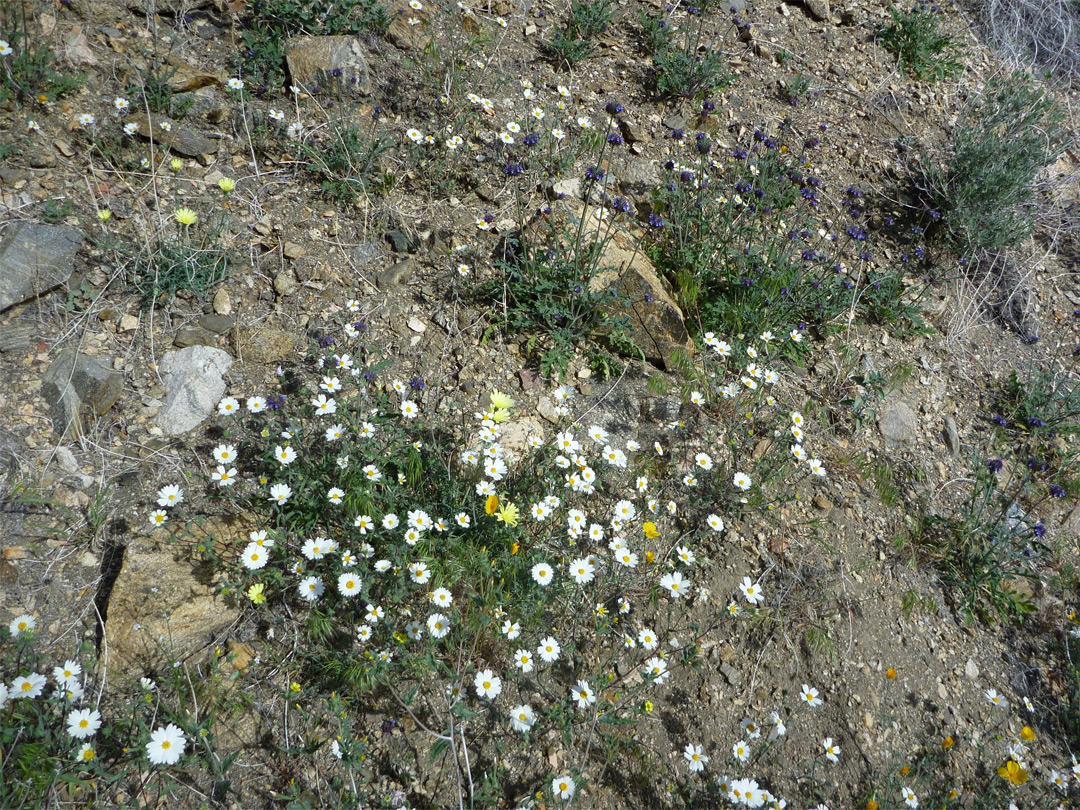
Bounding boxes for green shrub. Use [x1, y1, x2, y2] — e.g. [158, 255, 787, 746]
[640, 11, 732, 98]
[780, 73, 814, 107]
[484, 174, 638, 380]
[645, 130, 924, 349]
[299, 117, 394, 205]
[905, 456, 1045, 624]
[129, 56, 194, 119]
[239, 21, 288, 91]
[256, 0, 390, 36]
[543, 0, 617, 66]
[990, 369, 1080, 497]
[997, 369, 1080, 437]
[128, 208, 233, 308]
[900, 368, 1080, 624]
[0, 0, 83, 103]
[542, 29, 596, 67]
[878, 5, 964, 82]
[918, 71, 1067, 252]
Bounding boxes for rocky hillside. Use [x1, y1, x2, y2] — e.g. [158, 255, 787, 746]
[1, 0, 1080, 807]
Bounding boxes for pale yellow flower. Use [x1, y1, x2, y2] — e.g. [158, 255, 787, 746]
[174, 208, 198, 226]
[496, 502, 519, 526]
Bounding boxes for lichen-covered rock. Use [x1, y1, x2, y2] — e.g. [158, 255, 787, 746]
[103, 515, 252, 682]
[156, 346, 232, 436]
[559, 200, 693, 369]
[42, 349, 123, 440]
[0, 222, 83, 312]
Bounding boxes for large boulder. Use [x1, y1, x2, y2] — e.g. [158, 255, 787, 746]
[156, 346, 232, 436]
[285, 35, 372, 98]
[126, 114, 218, 159]
[103, 515, 252, 681]
[0, 222, 84, 312]
[550, 199, 694, 369]
[42, 349, 124, 440]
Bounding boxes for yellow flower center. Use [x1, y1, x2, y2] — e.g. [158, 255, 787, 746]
[162, 741, 171, 750]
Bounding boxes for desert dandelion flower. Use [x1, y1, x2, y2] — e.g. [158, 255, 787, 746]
[174, 208, 198, 226]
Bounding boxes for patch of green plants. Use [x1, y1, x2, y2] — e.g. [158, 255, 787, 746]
[0, 0, 83, 103]
[39, 198, 74, 224]
[900, 588, 938, 619]
[300, 117, 394, 205]
[780, 72, 812, 107]
[645, 128, 925, 350]
[150, 299, 840, 806]
[804, 622, 836, 659]
[639, 10, 733, 99]
[543, 0, 617, 67]
[899, 368, 1079, 625]
[0, 139, 21, 162]
[990, 368, 1080, 497]
[862, 457, 901, 508]
[878, 4, 964, 82]
[484, 179, 639, 380]
[996, 369, 1080, 437]
[127, 209, 233, 308]
[255, 0, 390, 37]
[917, 71, 1068, 253]
[1058, 625, 1080, 750]
[129, 57, 194, 119]
[66, 279, 98, 313]
[905, 455, 1046, 624]
[239, 21, 289, 91]
[0, 623, 248, 808]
